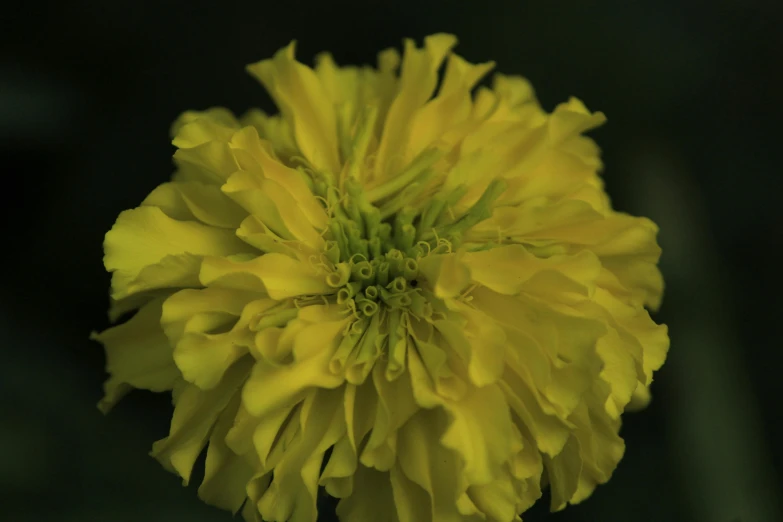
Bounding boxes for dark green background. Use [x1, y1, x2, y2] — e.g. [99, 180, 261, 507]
[2, 1, 781, 521]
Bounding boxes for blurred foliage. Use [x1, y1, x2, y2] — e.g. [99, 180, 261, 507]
[1, 1, 781, 521]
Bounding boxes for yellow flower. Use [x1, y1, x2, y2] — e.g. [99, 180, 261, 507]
[92, 34, 669, 522]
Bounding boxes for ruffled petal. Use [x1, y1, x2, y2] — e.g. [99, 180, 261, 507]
[142, 181, 247, 229]
[90, 298, 180, 413]
[247, 42, 341, 173]
[199, 253, 332, 300]
[335, 465, 397, 522]
[151, 357, 253, 484]
[198, 393, 260, 513]
[104, 206, 255, 299]
[373, 34, 457, 182]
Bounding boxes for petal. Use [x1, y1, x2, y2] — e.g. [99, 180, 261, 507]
[498, 368, 571, 457]
[543, 435, 582, 511]
[200, 253, 332, 300]
[396, 410, 464, 522]
[104, 206, 254, 297]
[221, 170, 295, 240]
[335, 465, 397, 522]
[90, 298, 180, 413]
[319, 437, 357, 498]
[222, 168, 324, 252]
[240, 109, 299, 160]
[198, 393, 259, 513]
[257, 388, 345, 522]
[242, 317, 349, 418]
[172, 140, 239, 184]
[361, 365, 418, 471]
[547, 98, 606, 144]
[142, 181, 247, 229]
[595, 328, 638, 418]
[247, 42, 341, 173]
[170, 107, 240, 143]
[160, 287, 259, 342]
[246, 133, 328, 230]
[436, 305, 506, 388]
[390, 463, 433, 522]
[406, 54, 495, 162]
[150, 357, 253, 484]
[439, 382, 517, 486]
[374, 34, 457, 181]
[462, 245, 601, 296]
[112, 253, 202, 301]
[418, 252, 471, 299]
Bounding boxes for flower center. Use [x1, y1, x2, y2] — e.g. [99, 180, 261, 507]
[314, 177, 436, 321]
[305, 144, 508, 323]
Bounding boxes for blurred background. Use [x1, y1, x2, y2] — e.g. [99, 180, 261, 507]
[2, 1, 782, 521]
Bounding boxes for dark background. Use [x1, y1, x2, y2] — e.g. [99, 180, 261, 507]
[2, 1, 782, 521]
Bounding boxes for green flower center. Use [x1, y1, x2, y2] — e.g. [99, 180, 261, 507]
[307, 160, 507, 323]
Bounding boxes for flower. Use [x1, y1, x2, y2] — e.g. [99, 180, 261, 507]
[92, 33, 669, 522]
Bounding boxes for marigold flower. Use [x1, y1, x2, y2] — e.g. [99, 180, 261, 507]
[92, 33, 669, 522]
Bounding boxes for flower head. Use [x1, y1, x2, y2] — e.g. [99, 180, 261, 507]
[92, 34, 669, 522]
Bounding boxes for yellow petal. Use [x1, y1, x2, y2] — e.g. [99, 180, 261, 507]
[170, 107, 240, 141]
[247, 42, 341, 173]
[396, 410, 463, 521]
[467, 478, 519, 522]
[439, 382, 517, 486]
[151, 357, 252, 484]
[498, 368, 571, 457]
[173, 140, 239, 184]
[547, 97, 606, 144]
[112, 253, 202, 301]
[199, 253, 331, 300]
[436, 305, 506, 388]
[335, 465, 397, 522]
[361, 364, 418, 471]
[543, 435, 582, 511]
[221, 170, 295, 240]
[248, 135, 328, 230]
[390, 463, 432, 522]
[417, 252, 471, 299]
[242, 317, 349, 418]
[406, 54, 495, 162]
[104, 206, 254, 298]
[172, 109, 239, 148]
[198, 393, 259, 513]
[235, 215, 306, 259]
[625, 381, 652, 411]
[142, 181, 247, 229]
[257, 388, 345, 522]
[595, 328, 638, 418]
[462, 245, 601, 296]
[90, 298, 179, 413]
[319, 437, 357, 498]
[249, 403, 298, 469]
[240, 109, 299, 160]
[374, 34, 457, 181]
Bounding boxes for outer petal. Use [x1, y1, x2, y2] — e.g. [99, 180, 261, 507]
[241, 316, 350, 419]
[257, 388, 346, 522]
[199, 253, 332, 300]
[247, 42, 341, 173]
[198, 393, 260, 513]
[161, 287, 261, 389]
[373, 34, 457, 181]
[104, 206, 255, 298]
[151, 357, 253, 484]
[90, 298, 180, 413]
[142, 181, 247, 229]
[335, 465, 398, 522]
